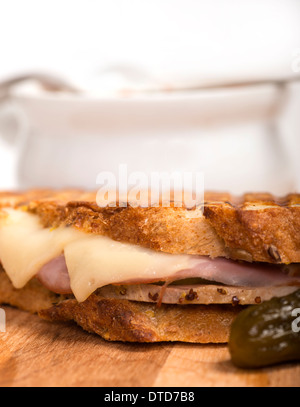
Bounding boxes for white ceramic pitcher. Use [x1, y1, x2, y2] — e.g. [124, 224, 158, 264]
[0, 78, 296, 195]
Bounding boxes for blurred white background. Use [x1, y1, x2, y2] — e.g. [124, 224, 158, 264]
[0, 0, 299, 192]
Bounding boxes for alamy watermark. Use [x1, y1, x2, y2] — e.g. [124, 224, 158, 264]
[0, 308, 5, 333]
[96, 164, 204, 209]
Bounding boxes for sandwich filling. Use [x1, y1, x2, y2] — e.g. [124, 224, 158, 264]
[0, 208, 299, 303]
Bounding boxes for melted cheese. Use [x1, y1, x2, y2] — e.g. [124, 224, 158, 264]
[0, 209, 192, 302]
[0, 209, 84, 289]
[65, 238, 191, 302]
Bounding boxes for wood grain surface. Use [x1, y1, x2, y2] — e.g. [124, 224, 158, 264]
[0, 306, 299, 387]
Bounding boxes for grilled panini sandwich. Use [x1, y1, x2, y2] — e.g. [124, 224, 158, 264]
[0, 190, 299, 343]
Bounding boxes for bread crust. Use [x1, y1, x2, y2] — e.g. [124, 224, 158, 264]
[39, 295, 242, 343]
[22, 190, 300, 263]
[1, 189, 300, 263]
[204, 194, 300, 264]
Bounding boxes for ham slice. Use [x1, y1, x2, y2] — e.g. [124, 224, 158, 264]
[173, 257, 300, 288]
[36, 254, 300, 296]
[36, 255, 72, 294]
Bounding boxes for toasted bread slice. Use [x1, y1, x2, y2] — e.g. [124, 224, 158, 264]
[204, 193, 300, 263]
[3, 189, 298, 263]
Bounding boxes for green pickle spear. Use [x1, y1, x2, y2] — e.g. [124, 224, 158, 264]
[229, 289, 300, 369]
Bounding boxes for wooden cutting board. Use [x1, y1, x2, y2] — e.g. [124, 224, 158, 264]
[0, 306, 299, 387]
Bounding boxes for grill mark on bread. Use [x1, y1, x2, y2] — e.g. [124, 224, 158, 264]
[203, 197, 300, 264]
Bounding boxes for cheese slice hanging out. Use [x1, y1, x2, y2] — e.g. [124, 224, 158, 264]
[0, 208, 84, 288]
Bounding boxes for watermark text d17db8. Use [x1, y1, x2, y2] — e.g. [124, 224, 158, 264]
[0, 308, 6, 333]
[96, 165, 204, 210]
